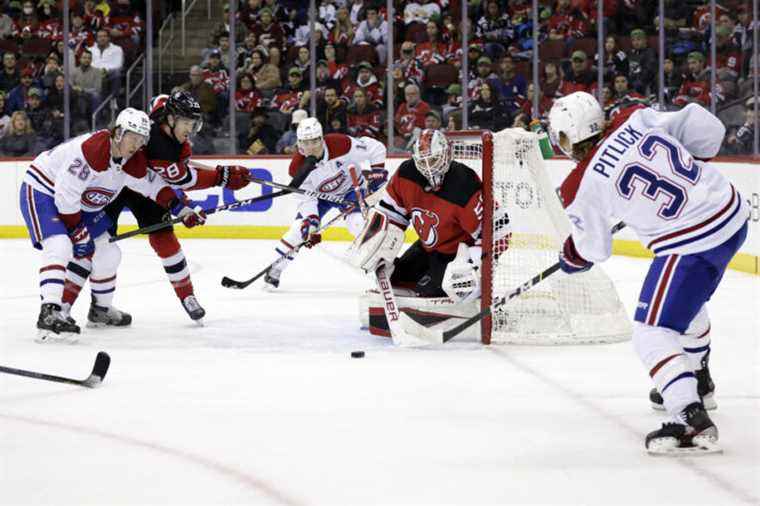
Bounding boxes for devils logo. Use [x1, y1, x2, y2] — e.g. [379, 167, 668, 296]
[411, 208, 440, 247]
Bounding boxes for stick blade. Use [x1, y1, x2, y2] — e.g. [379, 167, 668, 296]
[221, 276, 244, 289]
[397, 314, 444, 346]
[82, 351, 110, 387]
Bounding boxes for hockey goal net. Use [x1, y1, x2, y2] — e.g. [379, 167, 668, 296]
[446, 129, 631, 345]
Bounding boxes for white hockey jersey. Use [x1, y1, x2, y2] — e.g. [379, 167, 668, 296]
[24, 130, 170, 219]
[560, 104, 749, 261]
[287, 133, 386, 217]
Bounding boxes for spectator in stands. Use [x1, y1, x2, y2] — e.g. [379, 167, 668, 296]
[330, 5, 355, 48]
[268, 45, 282, 71]
[627, 29, 657, 94]
[24, 86, 53, 148]
[295, 20, 328, 47]
[237, 32, 259, 71]
[540, 61, 561, 98]
[324, 43, 349, 83]
[512, 112, 529, 129]
[715, 24, 743, 88]
[294, 46, 311, 76]
[0, 92, 10, 136]
[46, 72, 79, 136]
[673, 52, 711, 108]
[107, 0, 142, 45]
[88, 29, 123, 97]
[441, 83, 462, 124]
[0, 52, 20, 94]
[725, 97, 757, 154]
[652, 0, 689, 36]
[0, 11, 14, 38]
[317, 85, 348, 134]
[558, 50, 595, 95]
[0, 110, 35, 156]
[394, 83, 430, 147]
[424, 110, 442, 130]
[254, 8, 285, 50]
[69, 12, 94, 54]
[353, 5, 387, 64]
[214, 32, 232, 69]
[476, 0, 512, 60]
[342, 61, 382, 108]
[71, 49, 103, 109]
[202, 49, 230, 96]
[415, 21, 447, 67]
[446, 110, 462, 130]
[492, 55, 527, 112]
[394, 41, 424, 86]
[315, 60, 340, 97]
[404, 0, 441, 27]
[250, 48, 281, 92]
[82, 0, 106, 32]
[347, 87, 383, 139]
[240, 0, 262, 32]
[7, 67, 37, 113]
[468, 56, 497, 99]
[41, 53, 61, 90]
[469, 82, 511, 132]
[319, 0, 338, 30]
[661, 57, 683, 104]
[595, 35, 629, 83]
[243, 107, 279, 154]
[547, 0, 591, 40]
[179, 65, 218, 125]
[235, 73, 263, 113]
[272, 67, 310, 113]
[16, 1, 40, 38]
[276, 108, 307, 154]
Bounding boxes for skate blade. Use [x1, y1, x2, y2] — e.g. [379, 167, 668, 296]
[193, 318, 205, 327]
[86, 321, 131, 329]
[647, 436, 723, 456]
[650, 395, 717, 412]
[35, 330, 80, 344]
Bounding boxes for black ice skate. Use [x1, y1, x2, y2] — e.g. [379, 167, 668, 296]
[36, 303, 81, 344]
[650, 353, 716, 411]
[182, 295, 205, 324]
[87, 304, 133, 328]
[263, 268, 281, 289]
[645, 402, 721, 456]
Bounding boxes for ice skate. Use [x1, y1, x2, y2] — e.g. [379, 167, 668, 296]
[87, 303, 133, 328]
[36, 303, 81, 344]
[182, 295, 205, 324]
[645, 402, 721, 455]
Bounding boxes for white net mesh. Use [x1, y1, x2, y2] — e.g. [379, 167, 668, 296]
[448, 129, 631, 345]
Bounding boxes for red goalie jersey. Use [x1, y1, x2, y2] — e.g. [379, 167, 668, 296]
[378, 159, 483, 256]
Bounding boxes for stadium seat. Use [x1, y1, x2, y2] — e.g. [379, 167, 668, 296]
[571, 38, 598, 57]
[346, 44, 378, 65]
[424, 64, 458, 88]
[0, 39, 18, 54]
[21, 38, 51, 57]
[538, 39, 566, 61]
[405, 23, 428, 43]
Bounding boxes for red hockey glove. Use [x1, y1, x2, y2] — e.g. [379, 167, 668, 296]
[300, 214, 321, 248]
[216, 165, 251, 190]
[170, 198, 207, 228]
[68, 222, 95, 258]
[559, 236, 593, 274]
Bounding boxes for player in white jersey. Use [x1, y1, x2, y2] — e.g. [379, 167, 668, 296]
[263, 117, 387, 288]
[548, 92, 749, 455]
[19, 108, 207, 343]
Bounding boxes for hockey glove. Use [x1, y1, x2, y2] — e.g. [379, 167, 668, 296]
[559, 236, 593, 274]
[442, 243, 481, 303]
[170, 198, 207, 228]
[300, 214, 321, 248]
[216, 165, 251, 190]
[68, 222, 95, 258]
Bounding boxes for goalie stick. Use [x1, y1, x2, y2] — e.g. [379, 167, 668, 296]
[0, 351, 111, 388]
[402, 222, 627, 344]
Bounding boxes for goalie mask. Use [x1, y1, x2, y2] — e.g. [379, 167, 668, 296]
[412, 129, 452, 192]
[547, 91, 604, 160]
[296, 117, 325, 158]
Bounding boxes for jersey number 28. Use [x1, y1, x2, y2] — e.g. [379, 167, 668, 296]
[616, 134, 701, 220]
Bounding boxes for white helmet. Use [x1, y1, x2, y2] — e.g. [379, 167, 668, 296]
[412, 129, 452, 191]
[547, 91, 604, 159]
[115, 107, 151, 139]
[296, 117, 323, 155]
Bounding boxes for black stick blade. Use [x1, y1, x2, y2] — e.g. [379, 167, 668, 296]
[221, 276, 246, 289]
[82, 351, 110, 387]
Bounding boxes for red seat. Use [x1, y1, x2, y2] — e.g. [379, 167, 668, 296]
[424, 63, 458, 88]
[346, 44, 378, 65]
[0, 39, 18, 54]
[539, 39, 566, 61]
[21, 37, 51, 57]
[405, 23, 428, 43]
[571, 38, 597, 58]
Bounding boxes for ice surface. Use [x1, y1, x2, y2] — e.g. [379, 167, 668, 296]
[1, 238, 758, 506]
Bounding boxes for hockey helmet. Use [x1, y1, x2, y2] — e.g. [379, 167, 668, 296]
[155, 91, 203, 135]
[114, 107, 150, 144]
[412, 129, 452, 191]
[296, 117, 324, 157]
[148, 94, 170, 119]
[547, 91, 604, 159]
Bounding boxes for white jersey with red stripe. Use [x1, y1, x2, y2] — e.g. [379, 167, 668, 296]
[288, 133, 386, 217]
[559, 104, 749, 261]
[23, 130, 167, 217]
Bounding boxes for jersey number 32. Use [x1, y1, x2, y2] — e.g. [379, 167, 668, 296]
[616, 134, 701, 220]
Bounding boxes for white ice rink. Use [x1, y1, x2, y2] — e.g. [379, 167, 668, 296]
[1, 238, 758, 506]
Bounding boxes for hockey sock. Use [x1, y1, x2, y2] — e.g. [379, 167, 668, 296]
[633, 322, 699, 416]
[149, 230, 194, 301]
[63, 255, 92, 307]
[680, 305, 711, 371]
[88, 236, 121, 308]
[270, 239, 297, 276]
[39, 235, 71, 305]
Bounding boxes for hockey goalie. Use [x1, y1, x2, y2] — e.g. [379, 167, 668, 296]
[348, 129, 511, 341]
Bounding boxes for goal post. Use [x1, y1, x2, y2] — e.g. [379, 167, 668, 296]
[445, 128, 631, 345]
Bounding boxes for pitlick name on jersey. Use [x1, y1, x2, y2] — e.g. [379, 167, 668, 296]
[592, 125, 644, 178]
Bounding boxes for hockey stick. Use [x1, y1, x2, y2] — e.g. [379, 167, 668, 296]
[0, 351, 111, 388]
[109, 189, 290, 242]
[348, 164, 369, 218]
[405, 222, 627, 343]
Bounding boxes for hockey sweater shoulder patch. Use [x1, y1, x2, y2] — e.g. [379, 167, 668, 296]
[122, 149, 148, 178]
[324, 133, 351, 160]
[80, 130, 112, 172]
[435, 162, 481, 207]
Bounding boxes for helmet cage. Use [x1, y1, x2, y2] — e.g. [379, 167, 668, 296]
[413, 131, 452, 190]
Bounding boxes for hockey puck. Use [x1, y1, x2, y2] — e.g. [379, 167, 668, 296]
[351, 351, 365, 358]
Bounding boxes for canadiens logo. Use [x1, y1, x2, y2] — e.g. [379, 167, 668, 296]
[411, 208, 440, 247]
[318, 172, 346, 193]
[81, 187, 115, 208]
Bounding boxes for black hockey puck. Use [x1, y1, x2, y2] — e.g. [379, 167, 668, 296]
[351, 350, 365, 358]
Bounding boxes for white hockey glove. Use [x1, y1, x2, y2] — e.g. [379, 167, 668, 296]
[442, 242, 482, 304]
[347, 208, 404, 274]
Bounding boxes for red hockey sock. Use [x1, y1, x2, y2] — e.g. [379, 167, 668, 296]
[148, 230, 195, 301]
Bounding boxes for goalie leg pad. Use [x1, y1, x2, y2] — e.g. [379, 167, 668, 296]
[347, 209, 404, 273]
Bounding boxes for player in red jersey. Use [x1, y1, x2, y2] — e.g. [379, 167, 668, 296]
[349, 129, 511, 302]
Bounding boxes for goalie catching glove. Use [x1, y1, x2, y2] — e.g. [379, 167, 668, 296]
[347, 209, 405, 274]
[442, 242, 482, 303]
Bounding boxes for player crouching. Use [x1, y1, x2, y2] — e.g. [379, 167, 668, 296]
[263, 118, 387, 289]
[348, 129, 511, 338]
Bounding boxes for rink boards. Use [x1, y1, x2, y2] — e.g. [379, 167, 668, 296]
[0, 154, 758, 274]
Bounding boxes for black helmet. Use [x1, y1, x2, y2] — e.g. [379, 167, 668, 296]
[165, 91, 202, 121]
